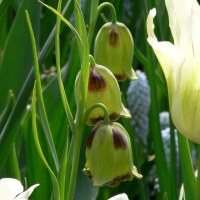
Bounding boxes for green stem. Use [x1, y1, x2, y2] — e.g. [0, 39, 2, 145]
[196, 146, 200, 199]
[67, 125, 83, 200]
[145, 46, 170, 196]
[89, 54, 95, 68]
[55, 0, 75, 133]
[169, 118, 178, 200]
[85, 103, 110, 124]
[177, 132, 196, 200]
[25, 10, 59, 172]
[88, 2, 117, 49]
[66, 1, 90, 200]
[97, 2, 117, 24]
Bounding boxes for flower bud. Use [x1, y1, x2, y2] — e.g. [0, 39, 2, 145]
[94, 22, 137, 81]
[75, 63, 131, 125]
[83, 122, 142, 187]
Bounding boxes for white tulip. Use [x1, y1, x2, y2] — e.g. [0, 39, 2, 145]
[147, 0, 200, 143]
[0, 178, 39, 200]
[108, 193, 129, 200]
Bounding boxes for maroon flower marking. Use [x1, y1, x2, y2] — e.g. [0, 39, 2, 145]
[88, 69, 106, 91]
[112, 127, 127, 149]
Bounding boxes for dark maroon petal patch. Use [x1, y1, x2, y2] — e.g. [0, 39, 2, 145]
[109, 27, 119, 46]
[86, 127, 98, 148]
[112, 127, 127, 149]
[105, 173, 132, 187]
[88, 69, 106, 91]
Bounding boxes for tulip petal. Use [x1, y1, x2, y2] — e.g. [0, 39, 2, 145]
[0, 178, 23, 200]
[147, 8, 185, 133]
[108, 193, 129, 200]
[147, 8, 184, 82]
[14, 184, 39, 199]
[165, 0, 200, 60]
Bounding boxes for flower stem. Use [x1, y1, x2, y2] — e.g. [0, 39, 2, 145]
[195, 145, 200, 199]
[97, 2, 117, 24]
[66, 1, 90, 199]
[145, 44, 170, 197]
[88, 1, 117, 49]
[177, 132, 196, 200]
[85, 103, 110, 124]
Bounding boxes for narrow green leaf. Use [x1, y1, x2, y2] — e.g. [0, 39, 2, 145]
[0, 90, 15, 132]
[0, 0, 11, 17]
[38, 0, 82, 51]
[0, 0, 73, 173]
[55, 0, 75, 133]
[31, 82, 60, 200]
[25, 10, 59, 172]
[0, 0, 40, 173]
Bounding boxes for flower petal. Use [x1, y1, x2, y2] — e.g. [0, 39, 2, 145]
[147, 8, 185, 133]
[0, 178, 23, 200]
[147, 8, 184, 82]
[108, 193, 129, 200]
[14, 184, 39, 199]
[165, 0, 200, 59]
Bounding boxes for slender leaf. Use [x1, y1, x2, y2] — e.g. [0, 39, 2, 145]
[177, 132, 196, 200]
[31, 83, 60, 200]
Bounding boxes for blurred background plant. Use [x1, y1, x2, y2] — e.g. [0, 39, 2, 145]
[0, 0, 200, 199]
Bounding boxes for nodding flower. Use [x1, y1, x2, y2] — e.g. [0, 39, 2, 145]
[75, 57, 131, 126]
[94, 22, 137, 82]
[83, 122, 142, 187]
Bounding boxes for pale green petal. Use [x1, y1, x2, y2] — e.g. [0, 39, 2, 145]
[147, 8, 185, 138]
[147, 8, 184, 81]
[165, 0, 200, 59]
[0, 178, 23, 200]
[178, 61, 200, 142]
[146, 8, 157, 40]
[15, 184, 39, 199]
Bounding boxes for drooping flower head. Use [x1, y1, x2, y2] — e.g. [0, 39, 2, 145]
[147, 0, 200, 143]
[75, 57, 131, 125]
[83, 122, 142, 187]
[94, 22, 137, 81]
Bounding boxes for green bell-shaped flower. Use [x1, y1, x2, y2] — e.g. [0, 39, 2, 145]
[94, 22, 137, 81]
[83, 122, 142, 187]
[75, 59, 131, 125]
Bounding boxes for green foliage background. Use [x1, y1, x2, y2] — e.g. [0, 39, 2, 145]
[1, 0, 200, 199]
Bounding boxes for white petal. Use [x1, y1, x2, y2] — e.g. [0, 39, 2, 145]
[15, 184, 39, 200]
[0, 178, 23, 200]
[165, 0, 200, 59]
[146, 8, 157, 40]
[108, 193, 129, 200]
[147, 9, 185, 81]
